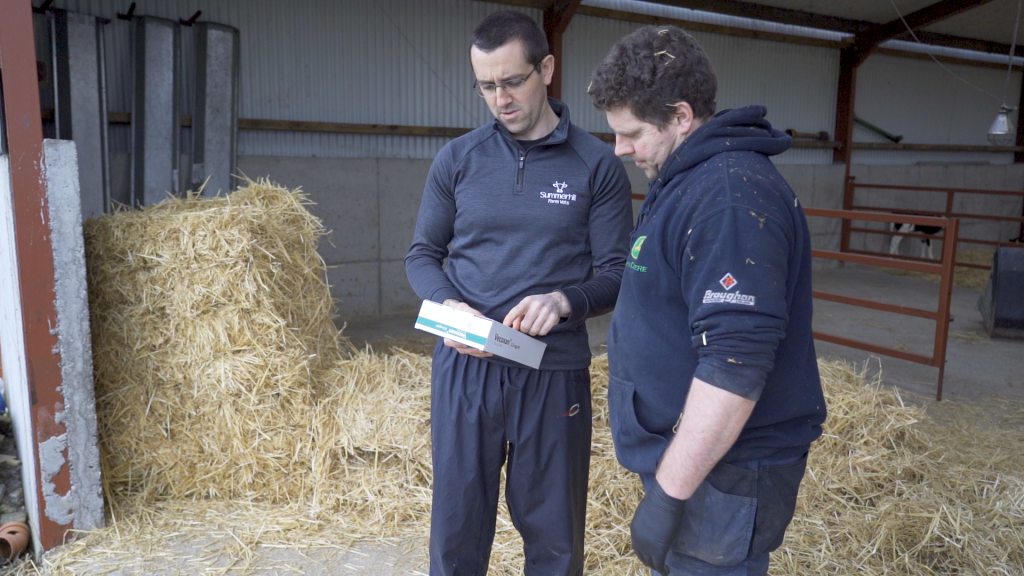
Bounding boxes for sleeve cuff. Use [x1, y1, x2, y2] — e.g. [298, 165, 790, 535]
[429, 287, 462, 304]
[561, 286, 590, 324]
[694, 361, 767, 401]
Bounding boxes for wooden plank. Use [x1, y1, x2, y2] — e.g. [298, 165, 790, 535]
[237, 118, 472, 138]
[853, 182, 1024, 197]
[852, 141, 1024, 153]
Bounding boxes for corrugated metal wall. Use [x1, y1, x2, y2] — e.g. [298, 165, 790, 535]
[561, 13, 839, 164]
[854, 53, 1021, 164]
[46, 0, 537, 158]
[39, 0, 1023, 164]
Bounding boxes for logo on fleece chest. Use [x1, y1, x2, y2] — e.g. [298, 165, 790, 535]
[539, 181, 578, 205]
[627, 236, 648, 273]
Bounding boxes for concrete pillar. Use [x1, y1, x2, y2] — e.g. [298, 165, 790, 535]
[0, 142, 105, 557]
[192, 22, 239, 196]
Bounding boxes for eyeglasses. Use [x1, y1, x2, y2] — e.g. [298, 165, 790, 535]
[473, 66, 538, 97]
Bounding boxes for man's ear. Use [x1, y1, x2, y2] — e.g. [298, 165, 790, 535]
[540, 54, 556, 86]
[669, 101, 696, 137]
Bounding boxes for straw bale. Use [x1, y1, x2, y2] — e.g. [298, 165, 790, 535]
[85, 180, 345, 503]
[55, 184, 1024, 575]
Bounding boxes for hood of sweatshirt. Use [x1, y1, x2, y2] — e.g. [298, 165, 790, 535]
[658, 105, 791, 184]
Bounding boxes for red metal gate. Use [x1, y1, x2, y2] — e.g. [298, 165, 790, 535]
[807, 207, 959, 400]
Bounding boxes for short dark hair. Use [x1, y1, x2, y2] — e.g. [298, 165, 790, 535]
[471, 10, 549, 67]
[589, 25, 717, 126]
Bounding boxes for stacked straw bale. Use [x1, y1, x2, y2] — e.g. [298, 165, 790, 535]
[73, 182, 1024, 576]
[85, 180, 344, 503]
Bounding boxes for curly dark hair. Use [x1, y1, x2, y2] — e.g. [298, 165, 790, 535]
[589, 25, 717, 127]
[471, 11, 549, 67]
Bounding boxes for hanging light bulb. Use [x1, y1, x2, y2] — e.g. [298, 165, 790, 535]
[988, 105, 1015, 146]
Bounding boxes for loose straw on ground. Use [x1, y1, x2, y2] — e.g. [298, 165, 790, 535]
[18, 181, 1022, 575]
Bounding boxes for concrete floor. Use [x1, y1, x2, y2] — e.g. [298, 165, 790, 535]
[811, 265, 1024, 404]
[342, 265, 1024, 405]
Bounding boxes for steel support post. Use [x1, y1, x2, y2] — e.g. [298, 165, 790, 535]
[1012, 51, 1024, 164]
[193, 22, 239, 196]
[543, 0, 581, 101]
[132, 16, 181, 206]
[836, 47, 857, 254]
[0, 0, 72, 554]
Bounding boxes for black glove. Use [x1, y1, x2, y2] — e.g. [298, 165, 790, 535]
[630, 478, 687, 575]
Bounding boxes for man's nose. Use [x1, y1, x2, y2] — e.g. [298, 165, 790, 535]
[614, 137, 633, 158]
[495, 88, 513, 108]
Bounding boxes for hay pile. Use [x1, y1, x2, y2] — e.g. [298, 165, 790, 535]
[36, 183, 1023, 575]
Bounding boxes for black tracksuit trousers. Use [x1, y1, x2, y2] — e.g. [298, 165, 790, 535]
[429, 341, 592, 576]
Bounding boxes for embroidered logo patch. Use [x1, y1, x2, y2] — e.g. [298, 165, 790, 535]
[719, 273, 738, 290]
[540, 181, 577, 205]
[703, 290, 756, 306]
[631, 236, 647, 259]
[561, 403, 580, 418]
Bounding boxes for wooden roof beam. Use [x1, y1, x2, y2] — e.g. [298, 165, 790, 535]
[854, 0, 999, 65]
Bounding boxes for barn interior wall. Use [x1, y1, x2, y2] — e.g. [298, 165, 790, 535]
[51, 0, 1024, 319]
[853, 54, 1022, 166]
[108, 157, 1008, 320]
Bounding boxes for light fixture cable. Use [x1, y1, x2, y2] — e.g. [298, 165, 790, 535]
[885, 0, 1016, 104]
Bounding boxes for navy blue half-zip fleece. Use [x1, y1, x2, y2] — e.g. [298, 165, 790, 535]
[608, 106, 827, 474]
[406, 99, 633, 370]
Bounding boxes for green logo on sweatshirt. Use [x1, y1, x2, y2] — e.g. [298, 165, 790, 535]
[630, 236, 647, 259]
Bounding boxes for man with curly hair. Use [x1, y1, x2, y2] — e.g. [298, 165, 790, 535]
[588, 25, 827, 576]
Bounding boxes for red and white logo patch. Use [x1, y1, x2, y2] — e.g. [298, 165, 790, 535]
[719, 273, 738, 291]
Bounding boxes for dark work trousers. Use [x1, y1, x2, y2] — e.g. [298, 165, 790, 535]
[641, 453, 808, 576]
[429, 340, 593, 576]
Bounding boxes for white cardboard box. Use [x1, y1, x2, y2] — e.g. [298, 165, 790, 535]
[414, 300, 547, 369]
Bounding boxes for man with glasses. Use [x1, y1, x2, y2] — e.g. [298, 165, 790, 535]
[406, 10, 633, 576]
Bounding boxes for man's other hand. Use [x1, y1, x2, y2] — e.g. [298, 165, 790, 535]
[503, 291, 570, 336]
[630, 478, 687, 575]
[441, 299, 493, 358]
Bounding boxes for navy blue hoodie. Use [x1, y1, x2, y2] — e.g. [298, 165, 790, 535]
[607, 106, 827, 474]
